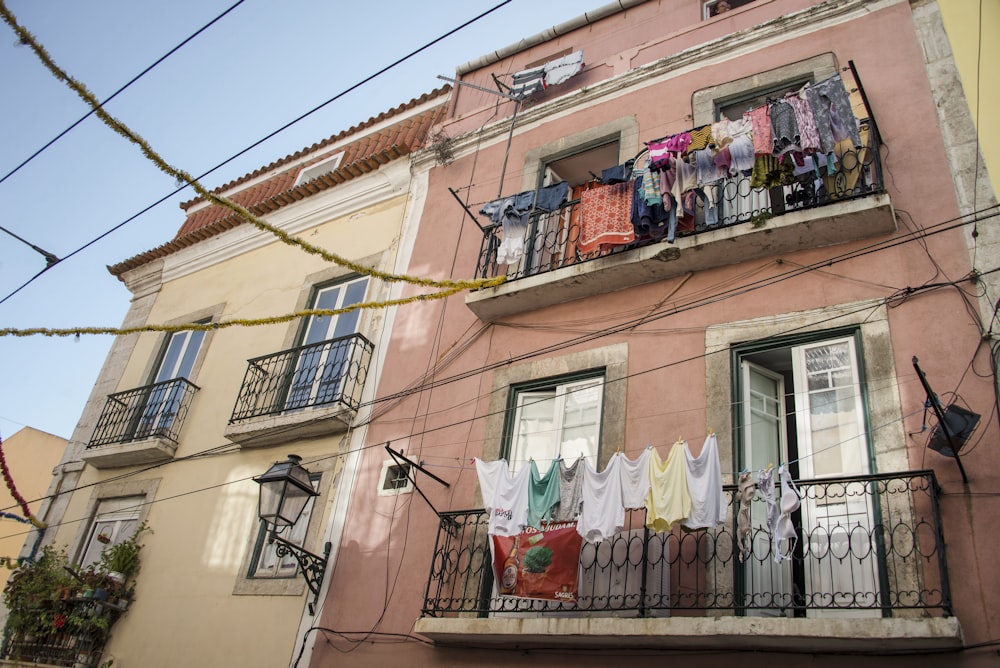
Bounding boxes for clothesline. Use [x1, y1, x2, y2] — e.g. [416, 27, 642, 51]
[417, 406, 922, 480]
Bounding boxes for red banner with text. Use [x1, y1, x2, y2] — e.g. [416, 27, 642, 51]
[491, 522, 582, 602]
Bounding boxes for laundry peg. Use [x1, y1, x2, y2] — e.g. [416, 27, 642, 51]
[709, 427, 715, 436]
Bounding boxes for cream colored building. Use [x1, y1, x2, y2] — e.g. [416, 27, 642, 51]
[0, 427, 65, 592]
[12, 88, 449, 668]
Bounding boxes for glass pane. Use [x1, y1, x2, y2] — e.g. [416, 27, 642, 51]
[332, 278, 368, 339]
[510, 391, 557, 473]
[176, 330, 205, 379]
[155, 333, 187, 382]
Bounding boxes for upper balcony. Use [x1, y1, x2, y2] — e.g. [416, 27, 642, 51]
[415, 470, 961, 652]
[224, 333, 373, 448]
[82, 378, 198, 469]
[466, 119, 894, 321]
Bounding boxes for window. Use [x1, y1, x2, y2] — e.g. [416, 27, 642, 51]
[135, 325, 207, 438]
[286, 275, 369, 410]
[703, 0, 757, 19]
[735, 330, 880, 617]
[504, 373, 605, 475]
[378, 461, 414, 496]
[78, 496, 144, 569]
[249, 475, 319, 579]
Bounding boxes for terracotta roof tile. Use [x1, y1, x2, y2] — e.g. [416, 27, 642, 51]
[109, 88, 449, 279]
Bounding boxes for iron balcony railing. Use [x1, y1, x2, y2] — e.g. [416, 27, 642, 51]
[474, 118, 884, 283]
[422, 470, 951, 618]
[2, 598, 123, 668]
[230, 332, 373, 423]
[88, 378, 199, 448]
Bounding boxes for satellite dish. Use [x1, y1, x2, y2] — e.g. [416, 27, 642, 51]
[928, 403, 981, 457]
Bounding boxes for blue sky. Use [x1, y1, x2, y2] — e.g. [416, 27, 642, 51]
[0, 0, 598, 440]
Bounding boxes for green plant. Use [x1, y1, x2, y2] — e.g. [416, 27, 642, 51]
[522, 545, 553, 574]
[98, 522, 151, 579]
[3, 546, 77, 639]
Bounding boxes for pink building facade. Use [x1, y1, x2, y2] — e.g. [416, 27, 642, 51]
[308, 1, 997, 665]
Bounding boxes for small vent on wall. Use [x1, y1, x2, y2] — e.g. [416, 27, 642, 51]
[378, 460, 414, 496]
[294, 152, 344, 186]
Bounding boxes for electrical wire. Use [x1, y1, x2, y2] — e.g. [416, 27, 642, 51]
[0, 0, 248, 189]
[0, 0, 518, 306]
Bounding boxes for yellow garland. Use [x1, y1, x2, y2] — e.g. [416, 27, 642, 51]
[0, 3, 505, 293]
[0, 287, 465, 338]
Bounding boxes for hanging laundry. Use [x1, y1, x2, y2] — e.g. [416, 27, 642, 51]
[601, 159, 635, 184]
[577, 180, 635, 253]
[786, 91, 821, 153]
[631, 171, 675, 242]
[687, 125, 715, 153]
[510, 66, 546, 97]
[527, 460, 562, 529]
[475, 458, 530, 536]
[770, 98, 801, 156]
[618, 448, 652, 509]
[543, 50, 585, 86]
[552, 456, 585, 522]
[645, 440, 692, 533]
[479, 182, 569, 265]
[736, 471, 755, 563]
[804, 75, 862, 153]
[648, 133, 692, 170]
[577, 455, 625, 543]
[682, 433, 728, 530]
[750, 154, 794, 189]
[747, 106, 772, 156]
[773, 463, 801, 563]
[757, 466, 778, 539]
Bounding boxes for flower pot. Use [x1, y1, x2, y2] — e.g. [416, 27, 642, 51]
[93, 588, 109, 602]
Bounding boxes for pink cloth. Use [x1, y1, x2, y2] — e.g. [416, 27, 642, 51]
[747, 107, 772, 156]
[577, 181, 634, 253]
[786, 93, 821, 153]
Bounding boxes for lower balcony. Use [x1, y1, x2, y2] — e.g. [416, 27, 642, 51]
[82, 378, 198, 469]
[225, 333, 373, 448]
[466, 120, 895, 321]
[415, 470, 962, 652]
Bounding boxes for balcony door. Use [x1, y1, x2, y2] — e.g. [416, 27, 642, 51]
[286, 276, 368, 410]
[136, 327, 205, 438]
[739, 334, 881, 617]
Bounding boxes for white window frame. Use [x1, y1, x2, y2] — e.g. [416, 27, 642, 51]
[78, 496, 145, 569]
[507, 374, 605, 475]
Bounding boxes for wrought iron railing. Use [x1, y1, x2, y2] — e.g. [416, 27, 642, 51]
[229, 333, 373, 423]
[422, 470, 950, 617]
[2, 599, 122, 667]
[473, 118, 884, 283]
[88, 378, 199, 448]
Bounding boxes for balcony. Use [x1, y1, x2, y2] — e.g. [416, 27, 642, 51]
[82, 378, 198, 469]
[224, 333, 373, 448]
[466, 120, 894, 321]
[415, 471, 962, 652]
[2, 598, 124, 668]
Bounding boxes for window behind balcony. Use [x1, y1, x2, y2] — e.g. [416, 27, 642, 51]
[135, 325, 207, 439]
[503, 372, 605, 475]
[735, 330, 881, 617]
[286, 275, 369, 410]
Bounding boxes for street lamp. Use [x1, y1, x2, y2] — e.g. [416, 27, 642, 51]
[254, 454, 330, 614]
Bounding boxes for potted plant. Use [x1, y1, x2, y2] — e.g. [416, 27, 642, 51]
[97, 522, 150, 584]
[3, 545, 77, 643]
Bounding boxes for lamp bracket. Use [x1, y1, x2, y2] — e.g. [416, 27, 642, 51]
[270, 532, 330, 615]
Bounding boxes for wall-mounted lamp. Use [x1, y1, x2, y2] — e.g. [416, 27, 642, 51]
[254, 454, 330, 614]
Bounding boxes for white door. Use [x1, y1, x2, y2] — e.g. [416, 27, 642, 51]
[791, 337, 879, 617]
[286, 277, 368, 410]
[741, 361, 792, 614]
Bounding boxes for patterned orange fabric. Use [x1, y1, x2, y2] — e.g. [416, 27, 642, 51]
[577, 181, 634, 253]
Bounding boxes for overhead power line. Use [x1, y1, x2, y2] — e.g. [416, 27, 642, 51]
[0, 0, 516, 306]
[0, 0, 249, 190]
